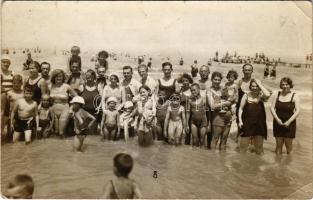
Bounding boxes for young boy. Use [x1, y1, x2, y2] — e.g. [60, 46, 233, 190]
[38, 95, 54, 139]
[119, 101, 136, 142]
[102, 153, 142, 199]
[3, 174, 34, 199]
[5, 74, 24, 141]
[11, 87, 38, 144]
[155, 90, 170, 141]
[164, 93, 187, 145]
[101, 97, 120, 141]
[186, 83, 208, 147]
[70, 96, 96, 152]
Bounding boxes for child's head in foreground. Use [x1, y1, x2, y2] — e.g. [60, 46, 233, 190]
[5, 174, 34, 199]
[113, 153, 134, 178]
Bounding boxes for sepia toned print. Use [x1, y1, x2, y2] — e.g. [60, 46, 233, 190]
[1, 1, 312, 199]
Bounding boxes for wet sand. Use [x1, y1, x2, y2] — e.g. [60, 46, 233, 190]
[1, 52, 312, 198]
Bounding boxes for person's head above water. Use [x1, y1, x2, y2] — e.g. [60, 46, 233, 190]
[113, 153, 134, 178]
[5, 174, 34, 199]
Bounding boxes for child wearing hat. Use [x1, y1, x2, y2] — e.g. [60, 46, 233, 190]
[119, 101, 136, 142]
[70, 96, 96, 152]
[101, 96, 120, 141]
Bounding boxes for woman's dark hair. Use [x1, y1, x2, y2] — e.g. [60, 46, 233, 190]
[30, 61, 41, 73]
[162, 62, 172, 69]
[211, 71, 223, 81]
[226, 70, 238, 80]
[139, 85, 152, 96]
[86, 69, 96, 80]
[50, 69, 66, 85]
[280, 77, 293, 89]
[180, 73, 193, 84]
[114, 153, 133, 177]
[98, 50, 109, 59]
[249, 79, 260, 90]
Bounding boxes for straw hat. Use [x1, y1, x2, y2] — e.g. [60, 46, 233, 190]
[70, 96, 85, 105]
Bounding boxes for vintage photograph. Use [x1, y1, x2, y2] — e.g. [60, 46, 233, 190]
[1, 1, 312, 199]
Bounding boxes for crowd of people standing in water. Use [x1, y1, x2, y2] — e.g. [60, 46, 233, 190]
[1, 46, 300, 155]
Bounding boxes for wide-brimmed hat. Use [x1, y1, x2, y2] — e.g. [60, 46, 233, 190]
[70, 96, 85, 105]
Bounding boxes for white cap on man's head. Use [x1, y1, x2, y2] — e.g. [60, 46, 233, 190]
[70, 96, 85, 105]
[1, 55, 11, 61]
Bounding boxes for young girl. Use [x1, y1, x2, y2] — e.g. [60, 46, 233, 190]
[155, 90, 170, 142]
[70, 96, 96, 152]
[186, 83, 208, 147]
[11, 87, 38, 144]
[81, 69, 101, 134]
[164, 93, 186, 145]
[179, 73, 193, 145]
[102, 153, 142, 199]
[37, 95, 54, 139]
[137, 85, 155, 147]
[119, 101, 136, 142]
[5, 74, 24, 141]
[101, 97, 120, 141]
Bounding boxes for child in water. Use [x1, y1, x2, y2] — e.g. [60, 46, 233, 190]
[164, 93, 187, 145]
[70, 96, 96, 152]
[186, 83, 208, 147]
[5, 74, 24, 141]
[101, 97, 120, 141]
[102, 153, 142, 199]
[11, 87, 38, 144]
[119, 101, 136, 142]
[3, 174, 34, 199]
[37, 95, 54, 139]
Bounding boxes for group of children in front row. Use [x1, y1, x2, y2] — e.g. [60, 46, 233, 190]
[7, 68, 239, 152]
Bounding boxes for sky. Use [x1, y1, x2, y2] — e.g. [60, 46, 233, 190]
[1, 1, 312, 62]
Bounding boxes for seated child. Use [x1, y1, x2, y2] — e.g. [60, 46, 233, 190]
[11, 87, 38, 144]
[119, 101, 136, 142]
[3, 174, 34, 199]
[101, 97, 120, 141]
[102, 153, 142, 199]
[70, 96, 96, 152]
[38, 95, 54, 139]
[164, 93, 186, 145]
[5, 74, 24, 141]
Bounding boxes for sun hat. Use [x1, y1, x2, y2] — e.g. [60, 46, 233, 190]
[109, 72, 120, 82]
[70, 96, 85, 105]
[106, 96, 118, 104]
[124, 101, 134, 108]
